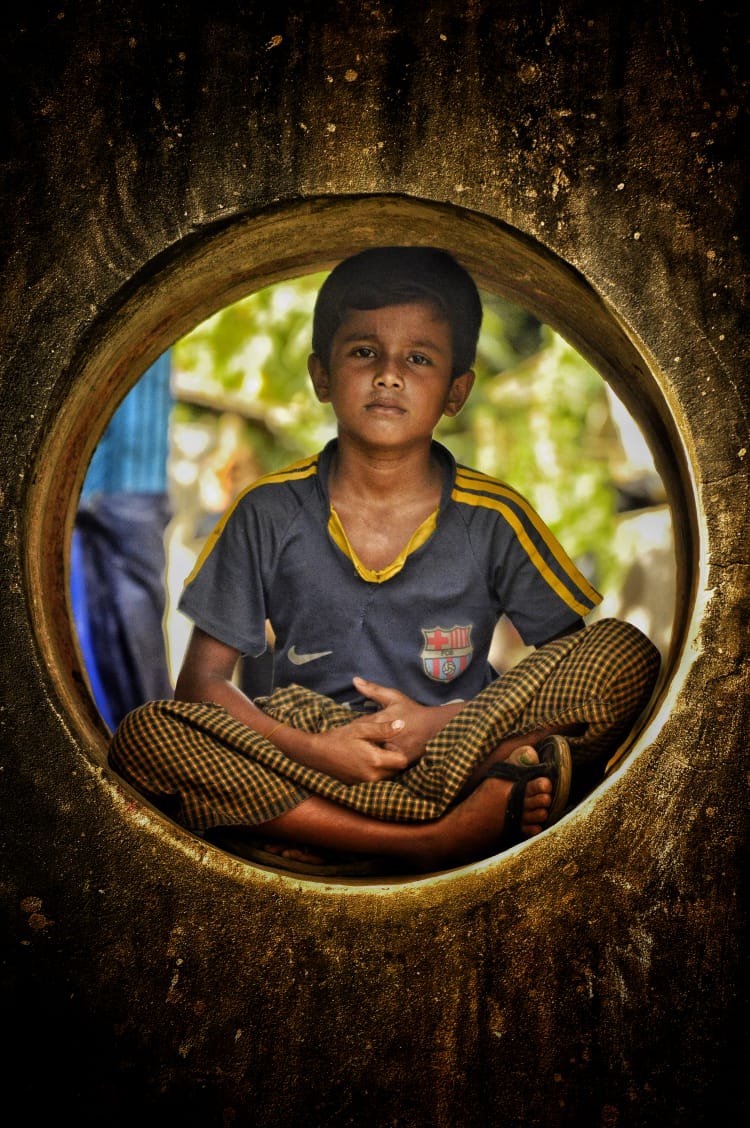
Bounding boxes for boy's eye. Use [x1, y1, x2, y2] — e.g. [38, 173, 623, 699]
[352, 346, 376, 358]
[408, 353, 431, 366]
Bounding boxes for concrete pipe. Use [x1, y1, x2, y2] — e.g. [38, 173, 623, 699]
[2, 3, 747, 1124]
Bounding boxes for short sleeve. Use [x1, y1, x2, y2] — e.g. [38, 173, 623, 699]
[488, 494, 602, 646]
[178, 494, 273, 656]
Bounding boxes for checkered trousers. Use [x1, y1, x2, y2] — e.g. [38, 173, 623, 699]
[109, 618, 660, 832]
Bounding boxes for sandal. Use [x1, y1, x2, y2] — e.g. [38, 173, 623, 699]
[487, 735, 572, 847]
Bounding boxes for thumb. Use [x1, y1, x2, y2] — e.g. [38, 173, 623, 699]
[353, 676, 404, 707]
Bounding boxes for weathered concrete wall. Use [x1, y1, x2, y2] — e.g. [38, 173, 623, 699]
[1, 2, 747, 1124]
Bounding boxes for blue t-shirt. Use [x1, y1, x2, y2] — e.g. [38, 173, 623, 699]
[179, 440, 601, 708]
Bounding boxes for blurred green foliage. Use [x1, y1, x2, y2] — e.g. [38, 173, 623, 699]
[173, 276, 621, 590]
[173, 273, 333, 469]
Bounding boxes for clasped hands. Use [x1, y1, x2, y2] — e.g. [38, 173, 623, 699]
[303, 677, 453, 786]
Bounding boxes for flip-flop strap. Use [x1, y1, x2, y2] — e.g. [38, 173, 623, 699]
[488, 761, 559, 847]
[487, 761, 558, 784]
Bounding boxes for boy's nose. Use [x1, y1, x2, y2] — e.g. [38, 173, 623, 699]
[373, 358, 405, 388]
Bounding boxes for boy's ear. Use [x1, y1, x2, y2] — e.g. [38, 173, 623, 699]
[443, 370, 475, 417]
[308, 353, 331, 402]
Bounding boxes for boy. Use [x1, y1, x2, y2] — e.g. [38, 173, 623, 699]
[110, 247, 660, 873]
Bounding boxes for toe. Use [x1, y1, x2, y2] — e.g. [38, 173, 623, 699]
[509, 744, 539, 767]
[281, 848, 326, 864]
[525, 776, 553, 799]
[521, 778, 552, 836]
[530, 806, 549, 822]
[522, 797, 549, 820]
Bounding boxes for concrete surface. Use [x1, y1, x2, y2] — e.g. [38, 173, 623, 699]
[1, 2, 747, 1124]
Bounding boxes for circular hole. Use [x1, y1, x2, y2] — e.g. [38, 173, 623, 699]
[73, 277, 676, 735]
[24, 195, 697, 882]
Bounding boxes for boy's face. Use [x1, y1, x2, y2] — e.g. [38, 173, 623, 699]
[308, 301, 474, 451]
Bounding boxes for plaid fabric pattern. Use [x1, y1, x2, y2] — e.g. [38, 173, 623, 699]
[110, 618, 660, 832]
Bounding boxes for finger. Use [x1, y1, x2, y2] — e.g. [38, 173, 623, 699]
[374, 703, 407, 723]
[351, 717, 405, 740]
[352, 677, 404, 707]
[341, 713, 403, 733]
[374, 749, 410, 775]
[382, 742, 423, 764]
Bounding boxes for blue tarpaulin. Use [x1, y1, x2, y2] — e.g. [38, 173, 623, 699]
[72, 354, 173, 729]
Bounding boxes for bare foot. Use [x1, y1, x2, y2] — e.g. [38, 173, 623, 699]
[261, 841, 326, 865]
[407, 747, 554, 870]
[508, 745, 556, 834]
[458, 730, 570, 797]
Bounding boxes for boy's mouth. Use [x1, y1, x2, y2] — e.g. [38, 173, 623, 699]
[365, 398, 406, 414]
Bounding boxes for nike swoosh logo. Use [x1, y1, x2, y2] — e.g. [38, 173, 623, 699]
[287, 646, 333, 666]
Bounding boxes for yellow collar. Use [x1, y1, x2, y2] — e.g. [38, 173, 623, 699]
[328, 505, 438, 583]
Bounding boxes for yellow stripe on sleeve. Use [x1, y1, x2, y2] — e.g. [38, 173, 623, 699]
[455, 469, 602, 606]
[452, 486, 597, 617]
[183, 457, 319, 586]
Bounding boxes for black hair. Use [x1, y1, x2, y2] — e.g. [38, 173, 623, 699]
[311, 246, 483, 378]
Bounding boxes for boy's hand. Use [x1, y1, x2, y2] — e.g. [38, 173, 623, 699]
[307, 715, 409, 784]
[352, 677, 463, 762]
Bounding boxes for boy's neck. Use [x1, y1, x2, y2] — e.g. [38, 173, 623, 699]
[328, 435, 442, 505]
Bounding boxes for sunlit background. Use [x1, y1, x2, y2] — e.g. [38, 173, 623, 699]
[72, 274, 675, 730]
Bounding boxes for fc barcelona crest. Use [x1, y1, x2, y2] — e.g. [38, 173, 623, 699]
[421, 624, 473, 683]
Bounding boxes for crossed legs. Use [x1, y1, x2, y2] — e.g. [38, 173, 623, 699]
[256, 748, 550, 871]
[111, 619, 661, 870]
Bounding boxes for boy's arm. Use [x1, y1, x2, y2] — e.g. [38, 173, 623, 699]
[175, 627, 409, 785]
